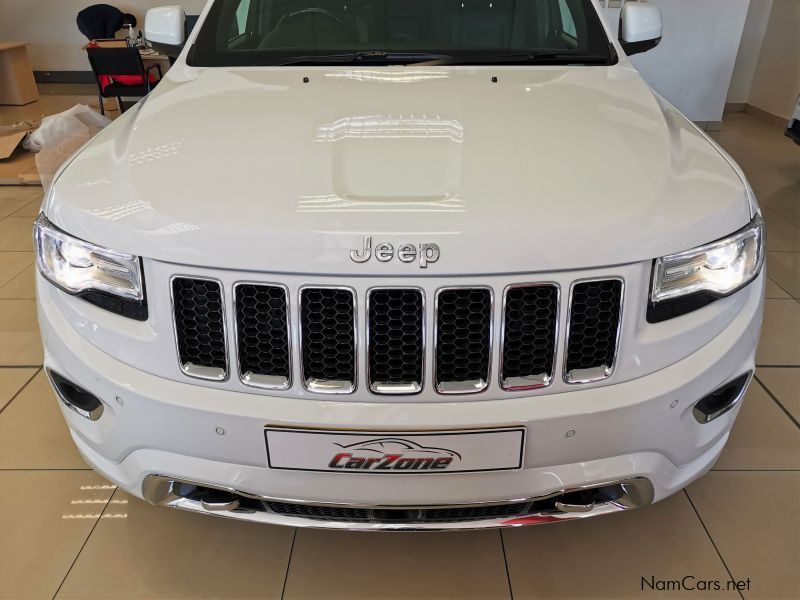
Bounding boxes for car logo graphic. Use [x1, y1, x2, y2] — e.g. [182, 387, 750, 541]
[328, 437, 461, 471]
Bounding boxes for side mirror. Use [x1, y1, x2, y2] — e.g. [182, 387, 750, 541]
[145, 6, 186, 48]
[619, 4, 662, 56]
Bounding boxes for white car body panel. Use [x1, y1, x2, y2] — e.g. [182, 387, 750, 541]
[40, 268, 762, 516]
[36, 0, 765, 529]
[47, 64, 751, 275]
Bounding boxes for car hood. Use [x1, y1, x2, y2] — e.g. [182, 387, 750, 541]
[47, 65, 751, 275]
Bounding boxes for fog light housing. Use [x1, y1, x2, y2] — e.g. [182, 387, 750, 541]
[693, 372, 752, 424]
[46, 370, 104, 421]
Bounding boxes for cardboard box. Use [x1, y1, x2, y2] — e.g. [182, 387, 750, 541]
[0, 42, 39, 105]
[0, 129, 40, 186]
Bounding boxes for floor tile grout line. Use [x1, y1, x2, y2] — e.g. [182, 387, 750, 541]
[683, 490, 745, 600]
[499, 529, 514, 600]
[0, 264, 34, 294]
[51, 487, 116, 600]
[0, 468, 94, 471]
[9, 200, 43, 219]
[754, 374, 800, 430]
[0, 365, 44, 369]
[280, 527, 298, 600]
[0, 366, 40, 417]
[765, 274, 796, 300]
[755, 364, 800, 369]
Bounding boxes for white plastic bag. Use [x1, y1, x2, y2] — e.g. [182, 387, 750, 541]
[24, 104, 110, 191]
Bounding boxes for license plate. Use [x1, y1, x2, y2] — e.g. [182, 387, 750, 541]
[265, 427, 525, 474]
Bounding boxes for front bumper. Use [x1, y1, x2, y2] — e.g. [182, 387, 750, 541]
[39, 272, 763, 530]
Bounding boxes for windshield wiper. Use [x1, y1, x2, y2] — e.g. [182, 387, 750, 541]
[419, 52, 612, 66]
[271, 51, 454, 66]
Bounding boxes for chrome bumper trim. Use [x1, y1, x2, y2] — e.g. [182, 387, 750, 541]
[45, 369, 104, 421]
[141, 475, 654, 531]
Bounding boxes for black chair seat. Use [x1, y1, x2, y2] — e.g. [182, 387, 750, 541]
[102, 81, 156, 97]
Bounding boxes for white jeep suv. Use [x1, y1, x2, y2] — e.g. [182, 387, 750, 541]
[35, 0, 765, 529]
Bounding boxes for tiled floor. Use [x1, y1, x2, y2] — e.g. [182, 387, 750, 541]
[0, 96, 798, 599]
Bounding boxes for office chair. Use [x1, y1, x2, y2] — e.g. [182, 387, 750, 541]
[86, 47, 161, 115]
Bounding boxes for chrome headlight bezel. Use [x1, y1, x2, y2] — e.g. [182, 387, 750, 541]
[34, 214, 148, 320]
[648, 214, 764, 322]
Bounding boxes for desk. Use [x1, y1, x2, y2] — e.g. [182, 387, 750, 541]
[0, 42, 39, 106]
[139, 48, 171, 77]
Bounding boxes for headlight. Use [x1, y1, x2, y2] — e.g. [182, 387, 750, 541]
[648, 214, 764, 322]
[34, 214, 147, 319]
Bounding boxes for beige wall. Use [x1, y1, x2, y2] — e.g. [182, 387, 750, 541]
[603, 0, 750, 122]
[747, 0, 800, 119]
[0, 1, 208, 72]
[727, 0, 772, 104]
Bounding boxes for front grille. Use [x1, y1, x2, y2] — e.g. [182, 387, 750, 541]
[565, 279, 623, 383]
[367, 288, 424, 394]
[501, 284, 559, 390]
[435, 288, 492, 394]
[300, 287, 357, 393]
[171, 277, 227, 380]
[264, 501, 528, 523]
[423, 503, 527, 522]
[267, 502, 370, 521]
[170, 276, 625, 393]
[234, 284, 291, 389]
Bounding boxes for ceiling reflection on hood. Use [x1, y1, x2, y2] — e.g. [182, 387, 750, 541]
[323, 69, 451, 83]
[315, 115, 464, 143]
[297, 194, 466, 213]
[128, 139, 184, 166]
[88, 200, 153, 221]
[150, 222, 201, 236]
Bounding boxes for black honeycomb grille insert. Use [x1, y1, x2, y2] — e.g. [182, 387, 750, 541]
[435, 288, 492, 389]
[267, 502, 370, 521]
[172, 277, 227, 373]
[264, 501, 528, 523]
[235, 284, 290, 383]
[565, 280, 623, 375]
[423, 503, 528, 522]
[501, 285, 559, 386]
[368, 289, 424, 391]
[300, 288, 356, 386]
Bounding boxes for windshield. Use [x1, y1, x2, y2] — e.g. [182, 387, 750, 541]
[189, 0, 615, 66]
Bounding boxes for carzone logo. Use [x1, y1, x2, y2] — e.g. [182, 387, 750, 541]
[328, 438, 462, 472]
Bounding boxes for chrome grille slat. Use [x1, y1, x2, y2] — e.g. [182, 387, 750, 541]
[501, 284, 560, 390]
[234, 283, 291, 390]
[367, 288, 425, 394]
[564, 279, 624, 384]
[299, 286, 357, 394]
[171, 276, 228, 381]
[434, 287, 493, 394]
